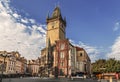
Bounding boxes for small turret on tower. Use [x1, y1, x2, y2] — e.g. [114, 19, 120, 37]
[46, 11, 50, 19]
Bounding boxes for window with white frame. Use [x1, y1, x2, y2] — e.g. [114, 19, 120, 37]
[60, 52, 64, 59]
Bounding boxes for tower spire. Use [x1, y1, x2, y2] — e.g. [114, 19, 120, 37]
[46, 11, 50, 19]
[52, 6, 61, 18]
[57, 1, 60, 7]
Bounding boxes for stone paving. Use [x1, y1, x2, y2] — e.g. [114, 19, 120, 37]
[1, 77, 120, 82]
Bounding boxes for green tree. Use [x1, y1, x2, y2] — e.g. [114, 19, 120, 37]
[92, 58, 120, 73]
[92, 59, 106, 73]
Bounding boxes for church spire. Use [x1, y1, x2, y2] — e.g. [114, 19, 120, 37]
[46, 6, 66, 25]
[52, 6, 61, 18]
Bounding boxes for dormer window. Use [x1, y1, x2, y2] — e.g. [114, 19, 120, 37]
[80, 53, 82, 56]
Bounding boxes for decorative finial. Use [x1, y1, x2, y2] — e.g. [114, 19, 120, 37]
[46, 11, 49, 19]
[57, 1, 60, 7]
[54, 3, 57, 8]
[54, 2, 60, 8]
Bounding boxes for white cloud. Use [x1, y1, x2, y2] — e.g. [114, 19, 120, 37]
[0, 0, 46, 59]
[29, 19, 35, 24]
[13, 13, 20, 18]
[113, 22, 120, 31]
[21, 18, 28, 23]
[107, 36, 120, 60]
[70, 40, 101, 62]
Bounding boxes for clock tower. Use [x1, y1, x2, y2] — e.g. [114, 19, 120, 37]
[46, 6, 66, 46]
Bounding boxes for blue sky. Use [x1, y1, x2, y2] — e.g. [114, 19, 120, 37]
[0, 0, 120, 62]
[10, 0, 119, 45]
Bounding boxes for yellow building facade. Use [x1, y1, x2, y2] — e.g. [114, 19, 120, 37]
[75, 47, 91, 76]
[27, 59, 40, 76]
[0, 51, 27, 76]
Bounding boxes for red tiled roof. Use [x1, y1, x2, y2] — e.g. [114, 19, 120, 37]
[75, 46, 84, 51]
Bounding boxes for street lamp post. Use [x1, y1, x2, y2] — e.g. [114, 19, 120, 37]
[99, 68, 106, 80]
[0, 53, 9, 82]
